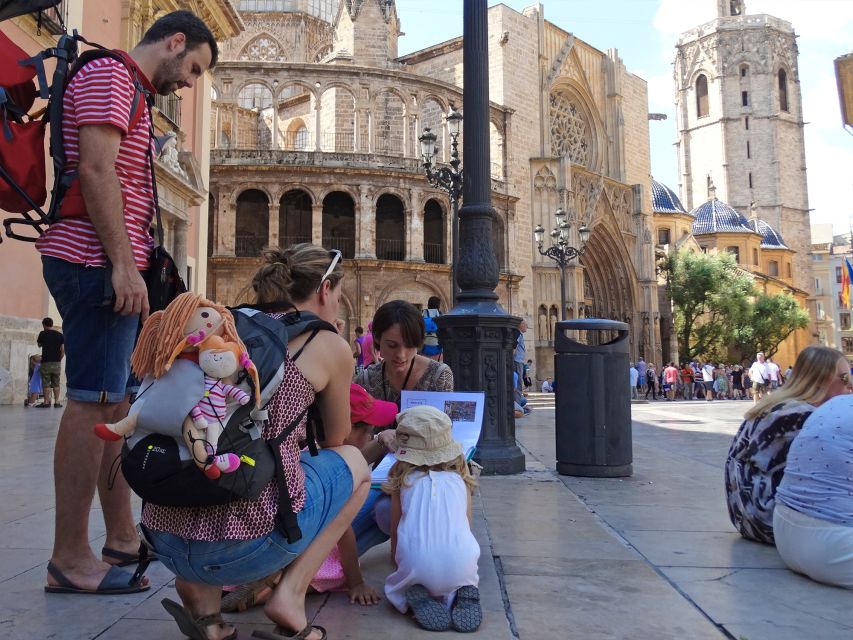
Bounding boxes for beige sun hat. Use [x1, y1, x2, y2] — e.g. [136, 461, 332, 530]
[394, 405, 464, 467]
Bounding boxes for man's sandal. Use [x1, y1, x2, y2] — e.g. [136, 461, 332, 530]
[252, 624, 327, 640]
[44, 561, 149, 595]
[102, 545, 159, 568]
[162, 598, 237, 640]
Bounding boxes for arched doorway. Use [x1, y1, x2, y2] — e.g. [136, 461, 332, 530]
[279, 189, 312, 248]
[423, 199, 445, 264]
[376, 194, 405, 261]
[322, 191, 355, 258]
[235, 189, 269, 257]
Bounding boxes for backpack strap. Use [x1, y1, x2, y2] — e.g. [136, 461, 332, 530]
[268, 405, 310, 544]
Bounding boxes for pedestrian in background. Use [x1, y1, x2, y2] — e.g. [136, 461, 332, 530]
[35, 317, 63, 408]
[629, 363, 639, 400]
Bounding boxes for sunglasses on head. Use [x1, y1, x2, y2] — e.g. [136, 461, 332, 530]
[316, 249, 342, 293]
[840, 372, 851, 385]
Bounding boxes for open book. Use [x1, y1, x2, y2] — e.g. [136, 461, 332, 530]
[370, 390, 485, 486]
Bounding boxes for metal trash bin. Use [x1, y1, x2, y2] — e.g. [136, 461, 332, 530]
[554, 319, 632, 477]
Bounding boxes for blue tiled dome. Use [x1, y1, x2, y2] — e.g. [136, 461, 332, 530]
[690, 198, 753, 234]
[746, 218, 788, 249]
[651, 179, 688, 215]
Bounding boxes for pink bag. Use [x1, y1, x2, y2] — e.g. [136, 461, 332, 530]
[309, 545, 347, 593]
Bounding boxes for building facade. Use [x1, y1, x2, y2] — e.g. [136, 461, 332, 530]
[0, 0, 242, 403]
[674, 0, 813, 295]
[207, 0, 663, 383]
[811, 225, 853, 357]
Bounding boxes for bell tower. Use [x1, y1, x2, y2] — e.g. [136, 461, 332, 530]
[332, 0, 400, 68]
[674, 1, 813, 292]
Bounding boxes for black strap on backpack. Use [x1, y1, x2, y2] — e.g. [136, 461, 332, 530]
[3, 31, 148, 241]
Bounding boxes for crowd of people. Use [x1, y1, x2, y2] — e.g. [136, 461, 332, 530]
[629, 354, 791, 403]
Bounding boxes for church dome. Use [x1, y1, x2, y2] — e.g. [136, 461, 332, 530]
[746, 218, 788, 249]
[690, 198, 753, 234]
[651, 179, 688, 215]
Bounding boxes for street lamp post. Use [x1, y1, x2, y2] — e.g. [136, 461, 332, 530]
[534, 207, 590, 321]
[430, 0, 525, 475]
[419, 107, 463, 306]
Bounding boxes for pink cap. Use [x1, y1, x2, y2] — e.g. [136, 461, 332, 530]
[350, 383, 398, 426]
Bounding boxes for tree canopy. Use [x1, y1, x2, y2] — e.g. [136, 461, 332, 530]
[662, 250, 754, 362]
[733, 292, 810, 360]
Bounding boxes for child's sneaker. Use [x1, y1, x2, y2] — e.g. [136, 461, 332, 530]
[451, 585, 482, 632]
[405, 584, 450, 631]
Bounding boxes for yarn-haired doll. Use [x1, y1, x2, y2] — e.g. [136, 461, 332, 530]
[94, 292, 260, 479]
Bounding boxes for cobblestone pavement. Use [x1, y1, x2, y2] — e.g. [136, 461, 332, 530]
[0, 397, 850, 639]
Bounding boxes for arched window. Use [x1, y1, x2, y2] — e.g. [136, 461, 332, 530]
[493, 215, 506, 271]
[322, 192, 355, 258]
[726, 245, 740, 263]
[423, 199, 445, 264]
[235, 189, 269, 257]
[696, 74, 709, 118]
[778, 69, 789, 112]
[376, 194, 405, 261]
[279, 190, 312, 248]
[768, 260, 779, 277]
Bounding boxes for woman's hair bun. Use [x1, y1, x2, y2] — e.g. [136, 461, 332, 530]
[260, 246, 291, 269]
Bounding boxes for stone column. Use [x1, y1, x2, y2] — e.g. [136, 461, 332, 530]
[314, 94, 322, 152]
[221, 194, 236, 256]
[311, 203, 323, 247]
[269, 193, 280, 248]
[356, 186, 376, 258]
[172, 220, 188, 283]
[408, 201, 424, 262]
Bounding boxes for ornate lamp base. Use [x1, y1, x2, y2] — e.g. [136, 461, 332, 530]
[437, 310, 526, 475]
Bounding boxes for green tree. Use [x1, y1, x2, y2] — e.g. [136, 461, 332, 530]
[662, 250, 754, 361]
[733, 292, 810, 360]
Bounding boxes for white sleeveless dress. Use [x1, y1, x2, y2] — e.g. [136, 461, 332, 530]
[385, 470, 480, 613]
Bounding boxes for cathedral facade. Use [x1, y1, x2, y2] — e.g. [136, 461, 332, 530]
[207, 0, 662, 382]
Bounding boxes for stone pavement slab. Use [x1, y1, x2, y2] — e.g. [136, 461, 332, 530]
[2, 397, 852, 639]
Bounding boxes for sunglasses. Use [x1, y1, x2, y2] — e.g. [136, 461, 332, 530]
[840, 372, 851, 385]
[316, 249, 342, 293]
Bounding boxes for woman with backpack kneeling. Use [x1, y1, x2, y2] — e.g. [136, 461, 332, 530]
[141, 244, 370, 640]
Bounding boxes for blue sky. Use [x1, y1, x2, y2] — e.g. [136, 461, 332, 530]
[395, 0, 853, 234]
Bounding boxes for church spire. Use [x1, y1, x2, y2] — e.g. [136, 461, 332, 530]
[717, 0, 745, 18]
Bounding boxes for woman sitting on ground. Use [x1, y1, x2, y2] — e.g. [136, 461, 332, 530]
[352, 300, 454, 555]
[725, 346, 850, 545]
[141, 244, 370, 640]
[774, 392, 853, 589]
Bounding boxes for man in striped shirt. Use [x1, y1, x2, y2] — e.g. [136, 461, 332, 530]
[38, 12, 217, 597]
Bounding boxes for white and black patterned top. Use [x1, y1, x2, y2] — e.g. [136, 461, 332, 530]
[725, 399, 815, 544]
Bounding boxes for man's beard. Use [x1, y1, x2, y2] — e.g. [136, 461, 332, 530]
[152, 51, 186, 95]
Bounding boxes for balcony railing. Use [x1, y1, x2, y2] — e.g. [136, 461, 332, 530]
[320, 132, 356, 152]
[377, 238, 405, 261]
[155, 93, 182, 129]
[280, 235, 312, 248]
[235, 234, 267, 257]
[279, 131, 312, 151]
[323, 236, 354, 259]
[424, 242, 444, 264]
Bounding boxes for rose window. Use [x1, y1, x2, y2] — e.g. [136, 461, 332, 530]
[550, 92, 590, 166]
[241, 37, 281, 62]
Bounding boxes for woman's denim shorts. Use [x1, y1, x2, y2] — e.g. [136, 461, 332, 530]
[143, 449, 352, 586]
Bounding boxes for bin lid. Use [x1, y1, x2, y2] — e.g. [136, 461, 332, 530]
[556, 319, 629, 332]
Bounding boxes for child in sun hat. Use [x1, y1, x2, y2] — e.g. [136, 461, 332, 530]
[383, 405, 481, 633]
[222, 383, 399, 612]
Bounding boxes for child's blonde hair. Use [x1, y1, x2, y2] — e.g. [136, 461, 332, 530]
[382, 453, 477, 495]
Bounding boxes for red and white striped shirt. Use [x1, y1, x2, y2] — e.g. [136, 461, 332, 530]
[36, 55, 156, 270]
[190, 377, 251, 424]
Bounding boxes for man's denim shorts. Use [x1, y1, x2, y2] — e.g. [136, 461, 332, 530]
[42, 257, 139, 403]
[143, 449, 353, 586]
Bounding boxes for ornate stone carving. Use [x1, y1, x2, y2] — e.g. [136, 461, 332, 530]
[550, 92, 589, 167]
[533, 166, 557, 193]
[240, 34, 286, 62]
[572, 171, 604, 225]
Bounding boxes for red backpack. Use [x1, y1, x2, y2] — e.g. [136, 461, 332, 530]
[0, 28, 146, 242]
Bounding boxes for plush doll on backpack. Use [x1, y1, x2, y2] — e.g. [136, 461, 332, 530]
[93, 292, 261, 480]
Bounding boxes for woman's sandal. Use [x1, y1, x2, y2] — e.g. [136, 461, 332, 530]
[451, 585, 482, 633]
[252, 624, 327, 640]
[221, 570, 282, 613]
[161, 598, 237, 640]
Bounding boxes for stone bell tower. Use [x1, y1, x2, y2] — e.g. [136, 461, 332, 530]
[674, 0, 813, 292]
[332, 0, 400, 68]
